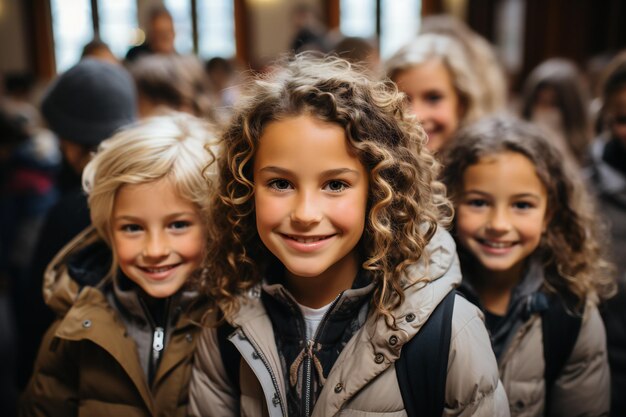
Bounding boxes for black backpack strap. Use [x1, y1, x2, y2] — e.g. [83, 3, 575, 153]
[541, 292, 583, 409]
[396, 290, 456, 417]
[217, 322, 241, 394]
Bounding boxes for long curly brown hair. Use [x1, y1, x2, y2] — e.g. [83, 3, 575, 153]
[198, 53, 452, 323]
[441, 114, 615, 305]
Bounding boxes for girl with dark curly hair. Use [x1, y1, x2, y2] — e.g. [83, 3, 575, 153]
[442, 114, 615, 417]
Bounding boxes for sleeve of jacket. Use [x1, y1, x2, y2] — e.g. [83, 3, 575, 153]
[188, 326, 239, 417]
[548, 301, 610, 417]
[444, 296, 510, 417]
[19, 320, 79, 417]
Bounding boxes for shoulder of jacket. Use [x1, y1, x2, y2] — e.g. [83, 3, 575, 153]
[449, 294, 486, 341]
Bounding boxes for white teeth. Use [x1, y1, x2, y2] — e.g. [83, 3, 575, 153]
[482, 240, 513, 249]
[291, 235, 327, 244]
[143, 266, 173, 273]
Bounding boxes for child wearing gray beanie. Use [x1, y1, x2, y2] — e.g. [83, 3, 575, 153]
[16, 58, 138, 391]
[42, 58, 137, 160]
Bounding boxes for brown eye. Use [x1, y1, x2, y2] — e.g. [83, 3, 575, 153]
[324, 180, 348, 193]
[268, 179, 292, 191]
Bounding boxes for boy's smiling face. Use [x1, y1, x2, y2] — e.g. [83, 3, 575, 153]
[111, 178, 205, 298]
[253, 115, 369, 307]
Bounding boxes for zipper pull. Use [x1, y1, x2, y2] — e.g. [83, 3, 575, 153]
[153, 327, 165, 352]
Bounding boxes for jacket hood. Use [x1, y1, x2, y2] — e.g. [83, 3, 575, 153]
[364, 226, 460, 345]
[43, 226, 111, 316]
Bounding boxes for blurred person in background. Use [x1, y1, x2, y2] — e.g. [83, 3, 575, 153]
[204, 56, 241, 126]
[385, 33, 488, 154]
[330, 36, 381, 77]
[289, 3, 329, 54]
[419, 14, 509, 114]
[585, 50, 626, 417]
[520, 58, 592, 167]
[16, 58, 137, 390]
[0, 107, 58, 417]
[81, 38, 119, 65]
[129, 53, 218, 125]
[125, 6, 176, 63]
[1, 75, 61, 413]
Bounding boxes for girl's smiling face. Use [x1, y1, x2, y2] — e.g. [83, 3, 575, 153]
[455, 151, 549, 282]
[253, 115, 369, 307]
[394, 58, 464, 152]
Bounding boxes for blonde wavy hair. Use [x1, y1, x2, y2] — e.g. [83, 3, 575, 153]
[82, 112, 218, 275]
[200, 53, 452, 323]
[385, 33, 485, 124]
[441, 115, 615, 305]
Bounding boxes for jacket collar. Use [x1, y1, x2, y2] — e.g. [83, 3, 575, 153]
[458, 254, 545, 359]
[313, 227, 461, 416]
[43, 226, 105, 316]
[227, 227, 461, 416]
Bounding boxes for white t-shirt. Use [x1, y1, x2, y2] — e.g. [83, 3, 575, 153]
[297, 301, 333, 340]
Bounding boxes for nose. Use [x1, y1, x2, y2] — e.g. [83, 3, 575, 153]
[486, 207, 512, 233]
[409, 99, 429, 123]
[290, 190, 322, 226]
[143, 231, 170, 258]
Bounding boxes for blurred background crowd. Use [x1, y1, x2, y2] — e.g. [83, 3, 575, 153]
[1, 0, 626, 416]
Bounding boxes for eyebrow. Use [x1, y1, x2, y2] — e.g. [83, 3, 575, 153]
[463, 190, 543, 200]
[258, 166, 361, 176]
[113, 212, 197, 222]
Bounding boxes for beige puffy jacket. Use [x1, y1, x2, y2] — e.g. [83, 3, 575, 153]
[498, 300, 610, 417]
[189, 228, 510, 416]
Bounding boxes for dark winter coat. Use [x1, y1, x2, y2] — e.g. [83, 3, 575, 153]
[585, 136, 626, 417]
[20, 227, 208, 417]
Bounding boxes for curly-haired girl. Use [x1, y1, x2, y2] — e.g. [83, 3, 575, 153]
[189, 54, 509, 416]
[441, 114, 614, 417]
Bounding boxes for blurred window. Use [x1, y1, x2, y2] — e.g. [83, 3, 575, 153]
[49, 1, 236, 74]
[98, 0, 137, 59]
[163, 0, 194, 54]
[50, 0, 93, 73]
[380, 0, 421, 59]
[339, 0, 421, 59]
[340, 0, 376, 38]
[197, 0, 236, 59]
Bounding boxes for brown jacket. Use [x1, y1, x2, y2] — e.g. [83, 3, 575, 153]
[189, 228, 511, 416]
[20, 227, 208, 417]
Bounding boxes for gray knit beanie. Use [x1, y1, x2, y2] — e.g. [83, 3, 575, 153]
[41, 58, 137, 147]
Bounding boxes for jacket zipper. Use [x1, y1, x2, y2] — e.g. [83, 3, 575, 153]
[139, 297, 171, 383]
[303, 292, 343, 417]
[239, 328, 287, 417]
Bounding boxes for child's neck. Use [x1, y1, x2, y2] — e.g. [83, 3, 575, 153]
[284, 253, 359, 309]
[471, 262, 523, 316]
